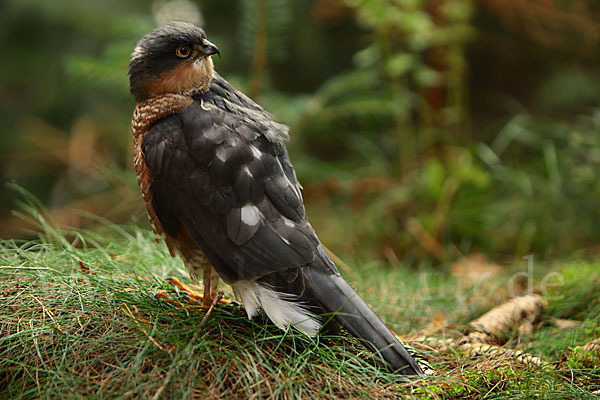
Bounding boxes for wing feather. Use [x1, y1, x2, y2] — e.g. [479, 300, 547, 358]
[143, 100, 317, 283]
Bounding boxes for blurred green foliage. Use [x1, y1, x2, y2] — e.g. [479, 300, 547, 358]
[1, 0, 599, 266]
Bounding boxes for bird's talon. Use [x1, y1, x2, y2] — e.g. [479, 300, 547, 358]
[159, 277, 237, 307]
[165, 276, 205, 298]
[219, 298, 234, 305]
[154, 290, 169, 299]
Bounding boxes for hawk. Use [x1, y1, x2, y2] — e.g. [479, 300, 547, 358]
[129, 22, 422, 375]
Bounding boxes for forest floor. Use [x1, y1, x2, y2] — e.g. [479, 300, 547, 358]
[1, 222, 599, 399]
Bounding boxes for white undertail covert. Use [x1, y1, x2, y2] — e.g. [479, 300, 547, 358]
[233, 280, 321, 336]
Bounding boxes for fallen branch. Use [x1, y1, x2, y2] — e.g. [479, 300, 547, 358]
[409, 295, 550, 371]
[467, 294, 547, 343]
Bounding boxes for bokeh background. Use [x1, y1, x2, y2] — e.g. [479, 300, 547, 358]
[1, 0, 600, 267]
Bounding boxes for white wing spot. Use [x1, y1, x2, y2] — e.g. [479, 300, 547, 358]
[200, 99, 214, 111]
[283, 217, 295, 228]
[215, 147, 227, 162]
[250, 145, 262, 159]
[241, 204, 261, 226]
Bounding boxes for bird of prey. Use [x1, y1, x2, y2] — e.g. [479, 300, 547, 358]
[129, 21, 423, 375]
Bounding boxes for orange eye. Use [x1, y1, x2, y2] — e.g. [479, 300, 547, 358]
[176, 45, 191, 58]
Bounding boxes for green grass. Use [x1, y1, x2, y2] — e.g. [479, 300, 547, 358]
[1, 208, 599, 398]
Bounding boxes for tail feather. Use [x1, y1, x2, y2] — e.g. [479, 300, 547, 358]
[302, 266, 423, 375]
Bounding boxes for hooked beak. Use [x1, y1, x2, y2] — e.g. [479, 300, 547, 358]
[201, 39, 220, 58]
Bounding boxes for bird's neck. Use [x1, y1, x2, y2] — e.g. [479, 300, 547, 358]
[132, 94, 194, 139]
[132, 57, 216, 138]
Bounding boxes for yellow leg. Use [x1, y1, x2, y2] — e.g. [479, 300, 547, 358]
[164, 276, 233, 305]
[203, 266, 212, 307]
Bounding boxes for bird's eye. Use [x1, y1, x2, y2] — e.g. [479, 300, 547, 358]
[176, 45, 191, 58]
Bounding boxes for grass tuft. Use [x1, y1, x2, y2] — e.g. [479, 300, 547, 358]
[1, 200, 599, 398]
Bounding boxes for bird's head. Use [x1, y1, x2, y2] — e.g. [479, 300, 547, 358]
[129, 21, 220, 101]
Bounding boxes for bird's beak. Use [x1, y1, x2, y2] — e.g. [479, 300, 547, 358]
[201, 40, 220, 58]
